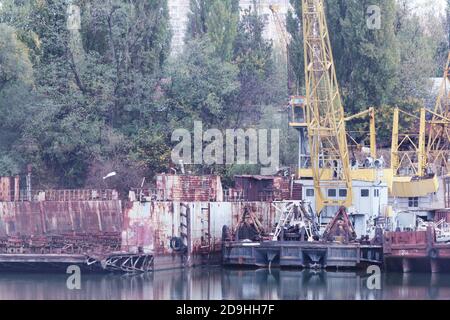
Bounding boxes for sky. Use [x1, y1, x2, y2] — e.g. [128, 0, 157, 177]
[409, 0, 446, 16]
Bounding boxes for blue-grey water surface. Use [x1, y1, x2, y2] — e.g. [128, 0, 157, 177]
[0, 268, 449, 300]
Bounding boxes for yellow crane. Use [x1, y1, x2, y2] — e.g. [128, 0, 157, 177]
[427, 52, 450, 176]
[269, 4, 289, 60]
[288, 1, 383, 217]
[391, 51, 450, 179]
[269, 4, 297, 94]
[344, 107, 377, 160]
[389, 106, 449, 199]
[389, 55, 450, 199]
[390, 107, 427, 177]
[301, 0, 352, 215]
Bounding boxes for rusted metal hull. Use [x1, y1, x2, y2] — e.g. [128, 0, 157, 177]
[222, 241, 383, 269]
[384, 228, 450, 273]
[0, 200, 123, 236]
[155, 175, 223, 202]
[0, 199, 131, 272]
[122, 201, 277, 271]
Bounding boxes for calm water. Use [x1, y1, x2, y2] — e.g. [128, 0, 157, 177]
[0, 268, 449, 300]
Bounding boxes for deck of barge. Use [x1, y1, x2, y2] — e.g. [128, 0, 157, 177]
[223, 241, 383, 269]
[0, 253, 154, 273]
[0, 254, 97, 272]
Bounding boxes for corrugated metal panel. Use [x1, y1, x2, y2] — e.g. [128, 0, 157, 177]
[0, 201, 122, 237]
[234, 176, 295, 201]
[155, 175, 223, 202]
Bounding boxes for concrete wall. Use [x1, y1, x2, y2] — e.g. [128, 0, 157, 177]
[168, 0, 291, 55]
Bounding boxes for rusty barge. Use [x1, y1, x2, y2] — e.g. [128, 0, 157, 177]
[2, 173, 450, 273]
[221, 201, 384, 269]
[0, 177, 153, 273]
[384, 226, 450, 273]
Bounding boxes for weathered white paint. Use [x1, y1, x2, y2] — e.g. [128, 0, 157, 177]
[389, 177, 446, 230]
[299, 179, 390, 237]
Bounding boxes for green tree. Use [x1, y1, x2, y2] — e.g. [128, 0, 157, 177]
[326, 0, 399, 114]
[394, 2, 441, 102]
[0, 23, 35, 175]
[447, 0, 450, 48]
[165, 38, 240, 129]
[286, 0, 304, 93]
[0, 0, 173, 189]
[187, 0, 239, 61]
[232, 7, 284, 127]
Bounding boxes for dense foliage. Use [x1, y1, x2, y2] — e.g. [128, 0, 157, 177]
[0, 0, 448, 191]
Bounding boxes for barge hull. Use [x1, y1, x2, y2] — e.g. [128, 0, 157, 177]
[0, 253, 154, 273]
[223, 241, 383, 269]
[384, 228, 450, 273]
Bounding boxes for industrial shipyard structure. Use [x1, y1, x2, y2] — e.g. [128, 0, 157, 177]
[2, 0, 450, 275]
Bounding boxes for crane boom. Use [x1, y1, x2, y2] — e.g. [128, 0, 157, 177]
[302, 0, 352, 215]
[344, 107, 377, 159]
[269, 4, 297, 93]
[427, 52, 450, 175]
[269, 5, 289, 58]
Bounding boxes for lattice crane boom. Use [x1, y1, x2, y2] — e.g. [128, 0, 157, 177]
[270, 4, 297, 93]
[427, 52, 450, 175]
[302, 0, 352, 215]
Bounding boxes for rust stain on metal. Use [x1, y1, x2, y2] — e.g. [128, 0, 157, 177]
[0, 191, 123, 255]
[0, 177, 14, 202]
[122, 200, 277, 257]
[231, 175, 300, 201]
[155, 175, 223, 202]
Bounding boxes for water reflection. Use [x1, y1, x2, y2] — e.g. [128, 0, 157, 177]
[0, 268, 449, 300]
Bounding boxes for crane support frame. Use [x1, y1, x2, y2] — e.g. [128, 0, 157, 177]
[302, 0, 352, 215]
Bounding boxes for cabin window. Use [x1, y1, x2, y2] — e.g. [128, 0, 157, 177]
[361, 189, 369, 197]
[374, 189, 380, 198]
[408, 197, 419, 208]
[306, 189, 314, 197]
[328, 189, 337, 197]
[339, 189, 347, 197]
